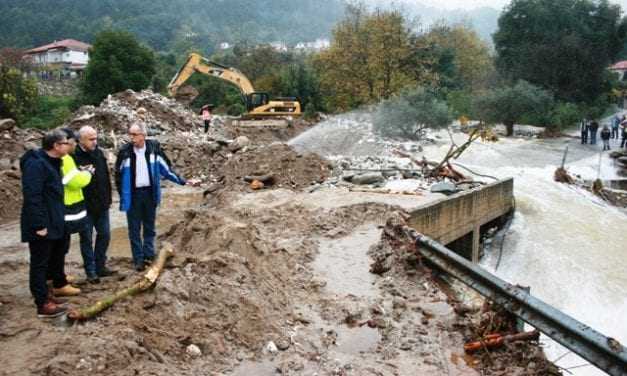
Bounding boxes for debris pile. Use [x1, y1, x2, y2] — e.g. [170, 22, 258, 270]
[0, 119, 44, 224]
[368, 212, 560, 375]
[68, 89, 212, 135]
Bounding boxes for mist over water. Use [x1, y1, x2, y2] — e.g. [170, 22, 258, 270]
[292, 113, 627, 375]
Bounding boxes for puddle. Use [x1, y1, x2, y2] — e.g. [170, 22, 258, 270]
[335, 325, 381, 355]
[313, 223, 381, 298]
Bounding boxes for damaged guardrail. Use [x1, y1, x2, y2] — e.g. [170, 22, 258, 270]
[407, 228, 627, 376]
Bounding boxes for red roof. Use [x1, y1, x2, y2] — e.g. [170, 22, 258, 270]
[610, 61, 627, 70]
[25, 39, 91, 54]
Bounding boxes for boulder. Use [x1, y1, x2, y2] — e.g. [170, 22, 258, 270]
[351, 172, 384, 185]
[0, 119, 16, 131]
[430, 181, 458, 195]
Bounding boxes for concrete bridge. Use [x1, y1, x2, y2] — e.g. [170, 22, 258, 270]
[408, 178, 514, 262]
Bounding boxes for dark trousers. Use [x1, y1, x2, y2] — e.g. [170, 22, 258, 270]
[612, 127, 619, 139]
[621, 134, 627, 148]
[590, 130, 597, 145]
[79, 210, 111, 275]
[29, 236, 69, 307]
[581, 129, 588, 144]
[603, 139, 611, 151]
[204, 120, 210, 133]
[126, 188, 156, 267]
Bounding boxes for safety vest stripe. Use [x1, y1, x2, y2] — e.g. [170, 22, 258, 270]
[62, 168, 80, 185]
[65, 210, 87, 221]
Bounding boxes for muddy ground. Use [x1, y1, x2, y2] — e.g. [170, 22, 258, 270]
[0, 185, 559, 376]
[0, 92, 559, 376]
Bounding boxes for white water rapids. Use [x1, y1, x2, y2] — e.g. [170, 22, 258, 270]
[290, 112, 627, 375]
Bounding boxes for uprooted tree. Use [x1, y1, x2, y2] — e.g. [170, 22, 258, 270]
[373, 86, 452, 141]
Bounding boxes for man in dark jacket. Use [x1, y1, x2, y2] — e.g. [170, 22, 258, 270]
[21, 129, 71, 318]
[115, 123, 192, 271]
[74, 126, 117, 278]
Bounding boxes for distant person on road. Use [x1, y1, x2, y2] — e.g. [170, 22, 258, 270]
[601, 125, 611, 151]
[612, 114, 621, 139]
[200, 104, 212, 133]
[589, 121, 599, 145]
[74, 126, 117, 280]
[115, 123, 195, 271]
[621, 119, 627, 148]
[580, 118, 589, 144]
[20, 129, 71, 318]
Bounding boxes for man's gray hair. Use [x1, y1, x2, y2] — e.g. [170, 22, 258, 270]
[42, 129, 67, 151]
[129, 122, 147, 135]
[78, 125, 97, 138]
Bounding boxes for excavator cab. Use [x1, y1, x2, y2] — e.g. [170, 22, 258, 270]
[246, 92, 270, 112]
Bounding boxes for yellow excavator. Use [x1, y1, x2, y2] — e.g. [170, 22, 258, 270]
[168, 53, 301, 121]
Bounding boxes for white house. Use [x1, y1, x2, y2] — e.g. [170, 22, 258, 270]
[294, 38, 330, 52]
[25, 39, 91, 78]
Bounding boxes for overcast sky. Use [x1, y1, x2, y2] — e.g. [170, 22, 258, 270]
[418, 0, 627, 11]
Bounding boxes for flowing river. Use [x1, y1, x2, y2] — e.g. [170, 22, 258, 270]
[290, 112, 627, 375]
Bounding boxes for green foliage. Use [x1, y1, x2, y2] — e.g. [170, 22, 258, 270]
[0, 0, 344, 51]
[494, 0, 627, 104]
[373, 87, 453, 140]
[423, 23, 494, 93]
[227, 103, 245, 116]
[304, 103, 317, 120]
[22, 96, 74, 129]
[81, 30, 156, 105]
[0, 67, 38, 124]
[473, 80, 553, 135]
[549, 102, 581, 131]
[446, 90, 474, 118]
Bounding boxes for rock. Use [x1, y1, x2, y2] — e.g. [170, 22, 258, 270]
[430, 181, 458, 195]
[265, 341, 279, 355]
[275, 338, 290, 351]
[617, 156, 627, 166]
[0, 119, 15, 131]
[0, 158, 10, 170]
[382, 169, 397, 178]
[351, 172, 384, 185]
[228, 136, 251, 152]
[186, 344, 202, 358]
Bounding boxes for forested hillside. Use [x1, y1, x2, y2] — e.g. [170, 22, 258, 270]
[0, 0, 345, 51]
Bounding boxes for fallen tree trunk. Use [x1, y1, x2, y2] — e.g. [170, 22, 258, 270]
[464, 330, 540, 353]
[67, 243, 174, 321]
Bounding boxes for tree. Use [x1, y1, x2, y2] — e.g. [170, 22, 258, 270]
[313, 4, 420, 111]
[473, 80, 553, 136]
[81, 30, 156, 105]
[0, 66, 38, 124]
[494, 0, 627, 103]
[423, 23, 494, 91]
[373, 86, 452, 140]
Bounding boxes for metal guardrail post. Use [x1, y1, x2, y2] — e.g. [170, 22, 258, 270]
[409, 229, 627, 376]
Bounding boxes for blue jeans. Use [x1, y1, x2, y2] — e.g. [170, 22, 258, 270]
[126, 188, 156, 267]
[79, 210, 111, 276]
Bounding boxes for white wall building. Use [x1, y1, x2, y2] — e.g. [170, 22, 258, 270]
[25, 39, 91, 78]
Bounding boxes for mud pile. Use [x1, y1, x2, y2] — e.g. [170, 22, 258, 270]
[0, 119, 44, 224]
[220, 143, 332, 191]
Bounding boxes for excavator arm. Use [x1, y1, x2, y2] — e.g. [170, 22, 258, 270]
[168, 53, 301, 120]
[167, 53, 255, 97]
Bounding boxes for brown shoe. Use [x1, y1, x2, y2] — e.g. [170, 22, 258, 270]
[37, 301, 67, 319]
[52, 284, 81, 297]
[47, 290, 68, 306]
